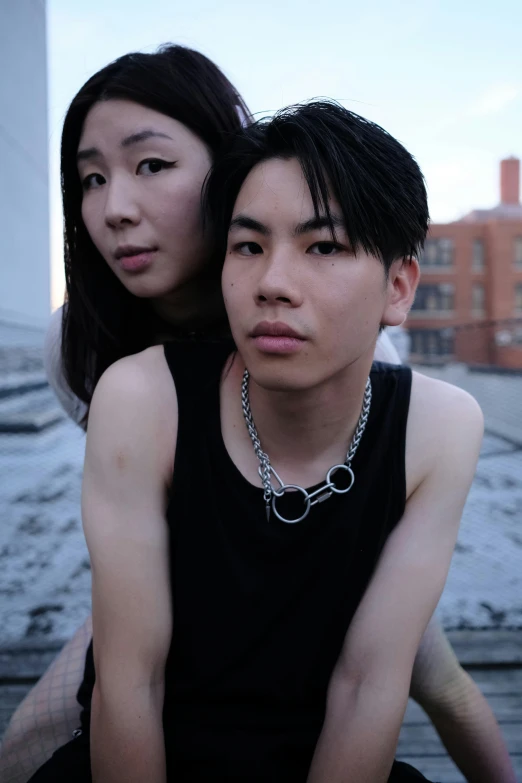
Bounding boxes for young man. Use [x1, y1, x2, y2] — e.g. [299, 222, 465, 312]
[28, 102, 514, 782]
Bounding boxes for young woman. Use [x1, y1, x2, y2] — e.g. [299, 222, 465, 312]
[0, 45, 514, 783]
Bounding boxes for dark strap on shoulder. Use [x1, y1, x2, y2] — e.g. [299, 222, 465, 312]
[163, 338, 235, 403]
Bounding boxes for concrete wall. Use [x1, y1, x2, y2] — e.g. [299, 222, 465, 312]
[0, 0, 50, 328]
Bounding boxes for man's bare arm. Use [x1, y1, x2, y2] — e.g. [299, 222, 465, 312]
[378, 334, 514, 781]
[307, 377, 484, 783]
[83, 347, 176, 783]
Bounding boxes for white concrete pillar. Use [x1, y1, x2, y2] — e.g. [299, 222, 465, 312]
[0, 0, 50, 328]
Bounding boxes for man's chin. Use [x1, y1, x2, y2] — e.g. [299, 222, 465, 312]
[242, 362, 316, 394]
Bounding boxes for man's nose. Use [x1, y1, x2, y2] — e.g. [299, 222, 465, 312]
[254, 249, 303, 308]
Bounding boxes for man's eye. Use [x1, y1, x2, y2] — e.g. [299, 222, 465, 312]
[82, 173, 105, 191]
[309, 242, 343, 256]
[137, 159, 175, 175]
[234, 242, 263, 256]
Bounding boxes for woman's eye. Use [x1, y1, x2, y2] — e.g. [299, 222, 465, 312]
[235, 242, 263, 256]
[82, 173, 105, 191]
[137, 159, 174, 175]
[309, 241, 343, 256]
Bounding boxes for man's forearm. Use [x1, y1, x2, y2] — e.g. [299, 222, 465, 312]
[307, 674, 408, 783]
[91, 683, 166, 783]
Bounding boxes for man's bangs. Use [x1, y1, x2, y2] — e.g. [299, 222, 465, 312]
[295, 152, 383, 258]
[204, 100, 429, 270]
[296, 155, 342, 244]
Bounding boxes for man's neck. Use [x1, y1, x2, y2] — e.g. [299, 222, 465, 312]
[222, 352, 374, 491]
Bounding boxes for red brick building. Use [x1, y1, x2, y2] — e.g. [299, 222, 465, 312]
[407, 157, 522, 369]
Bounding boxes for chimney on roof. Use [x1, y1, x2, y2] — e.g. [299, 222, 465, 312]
[500, 157, 520, 204]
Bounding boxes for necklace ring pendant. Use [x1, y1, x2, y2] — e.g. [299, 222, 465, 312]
[269, 463, 355, 524]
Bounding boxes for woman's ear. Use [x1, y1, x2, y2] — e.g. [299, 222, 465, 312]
[381, 256, 420, 327]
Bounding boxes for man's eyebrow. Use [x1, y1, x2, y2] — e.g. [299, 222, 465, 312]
[77, 130, 173, 163]
[228, 215, 270, 235]
[293, 215, 345, 236]
[227, 214, 346, 237]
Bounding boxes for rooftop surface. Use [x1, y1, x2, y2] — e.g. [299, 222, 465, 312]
[0, 342, 521, 779]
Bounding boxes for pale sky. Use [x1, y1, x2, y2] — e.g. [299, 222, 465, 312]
[48, 0, 522, 306]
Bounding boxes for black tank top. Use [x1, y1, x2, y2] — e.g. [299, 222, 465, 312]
[77, 338, 414, 782]
[161, 339, 412, 781]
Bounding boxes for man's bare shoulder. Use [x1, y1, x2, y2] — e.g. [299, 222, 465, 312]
[87, 346, 177, 479]
[91, 345, 176, 417]
[92, 345, 173, 406]
[406, 371, 484, 496]
[410, 370, 483, 423]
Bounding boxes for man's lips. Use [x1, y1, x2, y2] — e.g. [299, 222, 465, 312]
[250, 321, 305, 339]
[250, 322, 306, 354]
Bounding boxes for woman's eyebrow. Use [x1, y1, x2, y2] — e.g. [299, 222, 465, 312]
[77, 147, 100, 163]
[77, 130, 174, 163]
[120, 129, 174, 148]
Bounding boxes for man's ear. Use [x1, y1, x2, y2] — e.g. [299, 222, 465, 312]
[381, 256, 420, 327]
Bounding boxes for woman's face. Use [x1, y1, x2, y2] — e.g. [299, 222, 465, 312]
[78, 99, 213, 300]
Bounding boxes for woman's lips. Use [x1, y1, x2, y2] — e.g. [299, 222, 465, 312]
[117, 250, 157, 272]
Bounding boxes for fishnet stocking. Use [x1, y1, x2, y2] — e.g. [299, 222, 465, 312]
[0, 616, 92, 783]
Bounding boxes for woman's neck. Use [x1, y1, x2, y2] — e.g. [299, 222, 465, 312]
[150, 275, 226, 338]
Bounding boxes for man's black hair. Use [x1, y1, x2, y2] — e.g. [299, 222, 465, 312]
[204, 100, 429, 272]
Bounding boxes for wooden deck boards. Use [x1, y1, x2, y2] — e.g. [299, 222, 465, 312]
[1, 632, 521, 781]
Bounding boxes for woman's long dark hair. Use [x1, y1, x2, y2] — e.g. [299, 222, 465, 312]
[61, 44, 251, 421]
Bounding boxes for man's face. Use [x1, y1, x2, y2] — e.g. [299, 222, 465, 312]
[222, 157, 412, 392]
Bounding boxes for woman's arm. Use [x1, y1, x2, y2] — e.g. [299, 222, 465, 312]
[410, 616, 516, 783]
[43, 306, 87, 427]
[0, 618, 91, 783]
[373, 330, 402, 364]
[83, 347, 176, 783]
[0, 309, 89, 783]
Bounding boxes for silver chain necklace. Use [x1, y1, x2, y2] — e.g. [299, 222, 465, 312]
[241, 371, 372, 524]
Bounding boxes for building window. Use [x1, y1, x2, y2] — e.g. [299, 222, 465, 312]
[472, 239, 485, 271]
[409, 328, 454, 359]
[420, 238, 454, 268]
[495, 326, 522, 346]
[411, 283, 455, 314]
[471, 283, 485, 316]
[515, 283, 522, 314]
[515, 237, 522, 268]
